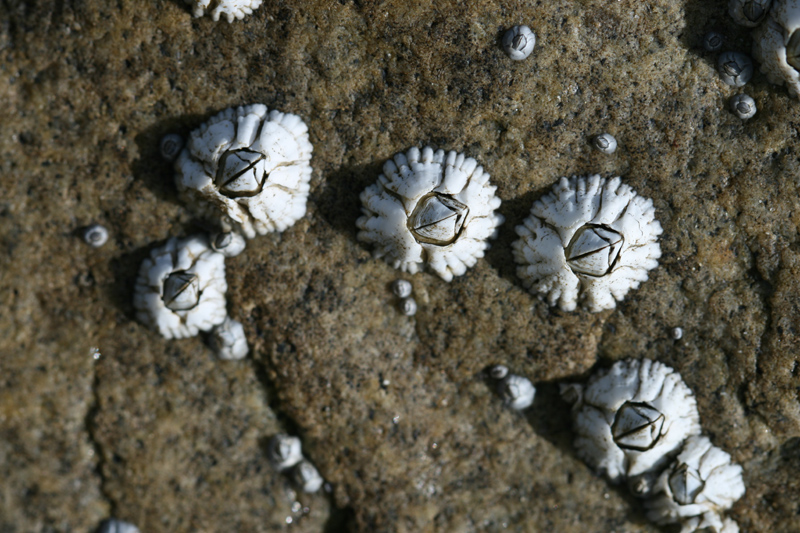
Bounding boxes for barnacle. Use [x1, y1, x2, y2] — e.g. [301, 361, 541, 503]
[512, 175, 662, 312]
[752, 0, 800, 97]
[185, 0, 263, 22]
[133, 235, 228, 339]
[356, 146, 504, 282]
[729, 0, 773, 26]
[562, 359, 701, 486]
[175, 104, 313, 239]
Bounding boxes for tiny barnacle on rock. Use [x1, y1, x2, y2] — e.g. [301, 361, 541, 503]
[291, 459, 324, 493]
[717, 52, 755, 86]
[512, 175, 662, 312]
[400, 297, 418, 316]
[497, 373, 536, 410]
[159, 133, 184, 162]
[753, 0, 800, 97]
[185, 0, 263, 22]
[209, 316, 249, 360]
[592, 133, 618, 154]
[210, 231, 247, 257]
[502, 25, 536, 60]
[671, 327, 684, 340]
[703, 31, 724, 52]
[729, 94, 757, 119]
[83, 223, 109, 248]
[175, 104, 313, 239]
[729, 0, 773, 27]
[268, 434, 303, 472]
[357, 146, 504, 281]
[97, 519, 140, 533]
[392, 279, 413, 298]
[488, 364, 509, 380]
[133, 235, 227, 339]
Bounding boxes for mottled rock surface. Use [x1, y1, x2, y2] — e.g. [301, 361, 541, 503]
[1, 0, 798, 532]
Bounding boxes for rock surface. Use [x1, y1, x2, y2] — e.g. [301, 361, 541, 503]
[1, 0, 798, 531]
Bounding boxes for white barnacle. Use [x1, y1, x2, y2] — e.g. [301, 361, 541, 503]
[160, 133, 184, 162]
[175, 104, 313, 239]
[717, 51, 755, 86]
[497, 373, 536, 410]
[267, 434, 303, 472]
[562, 359, 701, 486]
[592, 133, 618, 154]
[400, 297, 418, 316]
[729, 0, 773, 27]
[753, 0, 800, 97]
[133, 235, 228, 339]
[356, 147, 504, 282]
[209, 316, 249, 360]
[644, 435, 745, 533]
[392, 279, 413, 298]
[502, 25, 536, 60]
[512, 175, 662, 312]
[184, 0, 263, 22]
[97, 519, 140, 533]
[210, 231, 247, 257]
[83, 223, 109, 248]
[291, 459, 324, 493]
[729, 94, 757, 119]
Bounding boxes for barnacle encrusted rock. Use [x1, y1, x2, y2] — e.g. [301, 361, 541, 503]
[133, 235, 228, 339]
[175, 104, 313, 239]
[356, 146, 504, 282]
[185, 0, 263, 22]
[752, 0, 800, 97]
[645, 435, 745, 533]
[561, 359, 701, 488]
[512, 175, 662, 312]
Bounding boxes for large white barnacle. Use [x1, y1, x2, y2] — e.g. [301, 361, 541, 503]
[185, 0, 263, 22]
[645, 435, 745, 533]
[753, 0, 800, 97]
[561, 359, 701, 486]
[512, 175, 662, 312]
[175, 104, 313, 239]
[133, 235, 228, 339]
[356, 146, 504, 282]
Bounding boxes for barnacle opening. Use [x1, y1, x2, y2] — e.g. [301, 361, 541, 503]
[408, 193, 470, 246]
[668, 463, 705, 506]
[611, 401, 665, 451]
[742, 0, 766, 22]
[787, 30, 800, 72]
[565, 224, 624, 277]
[216, 148, 267, 198]
[163, 271, 201, 311]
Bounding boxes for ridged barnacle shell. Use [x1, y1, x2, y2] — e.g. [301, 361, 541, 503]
[729, 0, 773, 27]
[185, 0, 263, 22]
[356, 146, 504, 282]
[752, 0, 800, 97]
[175, 104, 313, 239]
[133, 235, 228, 339]
[561, 359, 701, 486]
[645, 435, 745, 533]
[512, 175, 662, 312]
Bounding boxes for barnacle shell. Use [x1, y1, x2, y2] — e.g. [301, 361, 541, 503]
[356, 146, 504, 282]
[209, 316, 249, 360]
[185, 0, 263, 22]
[291, 459, 324, 493]
[752, 0, 800, 97]
[562, 359, 701, 485]
[98, 519, 140, 533]
[497, 374, 536, 410]
[267, 434, 303, 472]
[133, 235, 228, 339]
[512, 175, 662, 312]
[729, 0, 773, 26]
[175, 104, 313, 239]
[645, 435, 745, 533]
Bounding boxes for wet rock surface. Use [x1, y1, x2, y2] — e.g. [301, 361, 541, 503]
[1, 0, 798, 531]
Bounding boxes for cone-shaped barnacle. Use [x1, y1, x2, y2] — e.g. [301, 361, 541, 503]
[729, 0, 773, 26]
[133, 235, 228, 339]
[209, 316, 249, 360]
[753, 0, 800, 98]
[291, 459, 324, 493]
[356, 147, 504, 281]
[210, 231, 247, 257]
[512, 175, 662, 312]
[267, 434, 304, 472]
[561, 359, 701, 488]
[174, 104, 313, 239]
[502, 25, 536, 60]
[498, 374, 536, 410]
[184, 0, 263, 22]
[644, 435, 745, 533]
[97, 519, 140, 533]
[717, 52, 755, 86]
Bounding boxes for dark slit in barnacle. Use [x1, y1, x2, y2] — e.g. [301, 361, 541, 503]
[408, 193, 470, 246]
[162, 271, 201, 312]
[565, 224, 624, 277]
[216, 149, 267, 198]
[611, 401, 665, 451]
[787, 29, 800, 72]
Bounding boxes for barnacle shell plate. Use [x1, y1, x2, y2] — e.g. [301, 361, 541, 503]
[185, 0, 263, 22]
[133, 235, 228, 339]
[175, 104, 313, 239]
[752, 0, 800, 97]
[512, 175, 662, 312]
[356, 146, 504, 282]
[565, 359, 701, 484]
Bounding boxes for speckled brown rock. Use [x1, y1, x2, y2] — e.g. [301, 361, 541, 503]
[1, 0, 799, 532]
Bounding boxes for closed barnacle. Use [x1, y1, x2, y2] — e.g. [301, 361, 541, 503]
[97, 519, 140, 533]
[717, 52, 755, 86]
[159, 133, 184, 162]
[729, 0, 773, 27]
[291, 459, 324, 493]
[592, 133, 618, 154]
[83, 223, 109, 248]
[703, 31, 724, 52]
[209, 316, 249, 360]
[502, 25, 536, 60]
[752, 0, 800, 97]
[729, 94, 757, 119]
[400, 297, 418, 316]
[488, 364, 509, 380]
[210, 231, 246, 257]
[392, 279, 413, 298]
[497, 374, 536, 410]
[185, 0, 263, 22]
[267, 434, 303, 472]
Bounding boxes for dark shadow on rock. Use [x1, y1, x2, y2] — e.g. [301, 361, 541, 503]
[106, 241, 160, 322]
[679, 0, 755, 71]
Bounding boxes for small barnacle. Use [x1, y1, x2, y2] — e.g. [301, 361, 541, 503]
[729, 0, 773, 27]
[159, 133, 184, 162]
[729, 94, 757, 119]
[592, 133, 618, 154]
[703, 31, 724, 52]
[400, 297, 418, 316]
[752, 0, 800, 98]
[210, 231, 246, 257]
[644, 435, 745, 533]
[392, 279, 413, 298]
[209, 316, 249, 360]
[291, 459, 324, 493]
[512, 175, 662, 312]
[133, 235, 228, 339]
[175, 104, 313, 239]
[83, 223, 109, 248]
[488, 364, 509, 380]
[356, 147, 504, 282]
[562, 359, 701, 485]
[671, 326, 684, 340]
[502, 25, 536, 60]
[497, 373, 536, 410]
[717, 52, 755, 86]
[185, 0, 263, 22]
[267, 434, 303, 472]
[97, 519, 140, 533]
